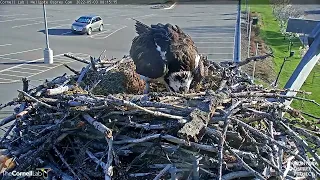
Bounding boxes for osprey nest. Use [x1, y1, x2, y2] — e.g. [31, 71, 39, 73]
[0, 51, 319, 180]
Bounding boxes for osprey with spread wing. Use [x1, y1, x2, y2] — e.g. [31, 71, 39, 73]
[129, 19, 204, 94]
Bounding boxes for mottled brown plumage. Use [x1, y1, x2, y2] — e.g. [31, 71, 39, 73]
[129, 19, 205, 93]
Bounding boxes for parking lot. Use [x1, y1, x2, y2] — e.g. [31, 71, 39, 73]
[0, 2, 238, 118]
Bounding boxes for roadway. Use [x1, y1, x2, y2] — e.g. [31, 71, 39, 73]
[0, 2, 239, 119]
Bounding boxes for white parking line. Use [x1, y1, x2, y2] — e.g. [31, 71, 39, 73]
[13, 66, 46, 72]
[21, 63, 54, 68]
[0, 17, 46, 23]
[24, 63, 70, 80]
[0, 53, 90, 83]
[0, 57, 25, 61]
[107, 14, 136, 19]
[126, 14, 156, 20]
[201, 52, 233, 55]
[0, 48, 42, 57]
[12, 19, 71, 28]
[0, 44, 12, 47]
[197, 46, 234, 48]
[53, 57, 74, 63]
[6, 69, 36, 75]
[74, 52, 90, 56]
[1, 73, 26, 78]
[87, 29, 111, 38]
[193, 36, 234, 39]
[0, 77, 13, 82]
[0, 53, 64, 73]
[89, 26, 127, 39]
[214, 59, 232, 61]
[0, 14, 28, 17]
[195, 42, 234, 44]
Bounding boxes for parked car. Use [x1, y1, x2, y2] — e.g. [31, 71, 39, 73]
[71, 15, 103, 35]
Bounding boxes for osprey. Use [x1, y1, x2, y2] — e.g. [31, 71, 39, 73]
[129, 19, 203, 94]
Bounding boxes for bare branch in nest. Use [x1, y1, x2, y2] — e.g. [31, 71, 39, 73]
[153, 164, 172, 180]
[64, 53, 90, 64]
[86, 150, 106, 169]
[17, 90, 57, 110]
[53, 146, 80, 180]
[237, 53, 274, 67]
[226, 145, 267, 180]
[82, 113, 112, 139]
[63, 64, 80, 75]
[107, 95, 187, 123]
[221, 171, 254, 180]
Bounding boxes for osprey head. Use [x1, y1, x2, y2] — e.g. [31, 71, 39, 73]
[166, 71, 193, 93]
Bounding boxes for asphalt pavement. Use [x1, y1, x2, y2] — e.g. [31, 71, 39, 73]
[0, 2, 239, 119]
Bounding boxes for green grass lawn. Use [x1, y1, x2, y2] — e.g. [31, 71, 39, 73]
[245, 0, 320, 117]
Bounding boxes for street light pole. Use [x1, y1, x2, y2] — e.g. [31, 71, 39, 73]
[43, 2, 53, 64]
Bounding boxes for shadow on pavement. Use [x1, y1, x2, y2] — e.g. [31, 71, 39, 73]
[221, 13, 237, 16]
[0, 62, 46, 65]
[183, 25, 236, 34]
[38, 29, 79, 36]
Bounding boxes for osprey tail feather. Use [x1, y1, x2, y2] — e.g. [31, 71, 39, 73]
[133, 18, 150, 35]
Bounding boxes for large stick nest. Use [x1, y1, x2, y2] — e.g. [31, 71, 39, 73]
[0, 52, 319, 180]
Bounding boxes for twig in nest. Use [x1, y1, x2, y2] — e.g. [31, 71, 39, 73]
[283, 155, 295, 179]
[105, 136, 114, 180]
[221, 171, 254, 180]
[64, 53, 90, 64]
[63, 64, 80, 75]
[226, 144, 267, 180]
[218, 100, 243, 179]
[86, 150, 106, 172]
[82, 113, 112, 139]
[153, 164, 172, 180]
[107, 95, 187, 123]
[17, 90, 57, 110]
[192, 156, 202, 180]
[53, 146, 80, 180]
[235, 53, 274, 68]
[82, 113, 114, 179]
[278, 121, 320, 164]
[292, 126, 320, 147]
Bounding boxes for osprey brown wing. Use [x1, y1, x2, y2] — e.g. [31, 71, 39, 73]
[167, 25, 199, 73]
[129, 34, 167, 79]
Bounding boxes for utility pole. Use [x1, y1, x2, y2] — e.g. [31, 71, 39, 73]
[43, 2, 53, 64]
